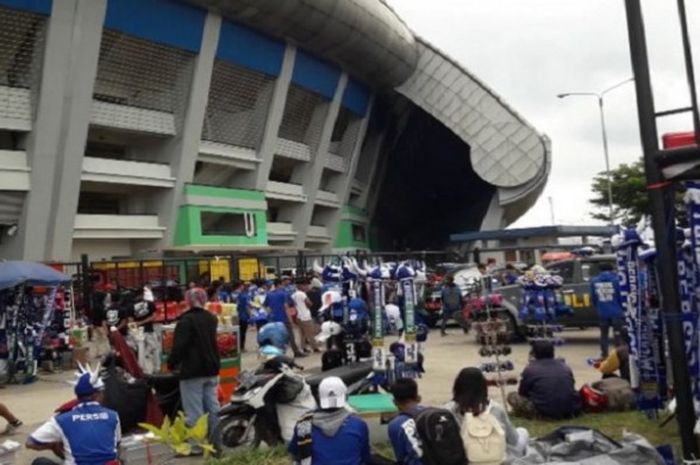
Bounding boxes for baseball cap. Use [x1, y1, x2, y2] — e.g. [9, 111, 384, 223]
[319, 376, 347, 409]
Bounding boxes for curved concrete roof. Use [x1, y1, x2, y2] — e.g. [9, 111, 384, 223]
[397, 39, 548, 189]
[182, 0, 418, 88]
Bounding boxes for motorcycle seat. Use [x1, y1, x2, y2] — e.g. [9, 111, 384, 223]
[305, 361, 373, 393]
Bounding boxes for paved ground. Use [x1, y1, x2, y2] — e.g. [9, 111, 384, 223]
[3, 327, 603, 463]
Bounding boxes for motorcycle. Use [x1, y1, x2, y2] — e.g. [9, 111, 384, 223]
[214, 355, 314, 452]
[215, 356, 374, 452]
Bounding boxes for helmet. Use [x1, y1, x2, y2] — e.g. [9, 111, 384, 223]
[316, 321, 342, 343]
[579, 384, 607, 413]
[257, 322, 289, 349]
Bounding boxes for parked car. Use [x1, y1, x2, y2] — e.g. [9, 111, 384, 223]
[497, 254, 618, 332]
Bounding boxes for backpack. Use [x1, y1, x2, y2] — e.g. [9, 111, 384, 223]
[593, 377, 635, 411]
[462, 411, 506, 465]
[411, 408, 466, 465]
[322, 348, 344, 371]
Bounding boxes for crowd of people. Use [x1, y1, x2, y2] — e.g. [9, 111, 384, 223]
[0, 256, 637, 465]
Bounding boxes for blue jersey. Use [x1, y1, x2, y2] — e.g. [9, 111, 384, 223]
[388, 408, 425, 465]
[289, 414, 370, 465]
[264, 289, 289, 323]
[30, 401, 120, 465]
[590, 271, 624, 320]
[237, 293, 250, 322]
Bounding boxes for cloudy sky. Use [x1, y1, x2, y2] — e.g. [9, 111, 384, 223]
[386, 0, 699, 227]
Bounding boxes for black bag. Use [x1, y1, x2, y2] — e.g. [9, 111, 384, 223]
[412, 408, 466, 465]
[103, 367, 147, 433]
[322, 348, 344, 371]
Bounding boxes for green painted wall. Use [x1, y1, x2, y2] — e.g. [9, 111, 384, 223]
[176, 185, 268, 247]
[184, 184, 265, 201]
[334, 219, 369, 249]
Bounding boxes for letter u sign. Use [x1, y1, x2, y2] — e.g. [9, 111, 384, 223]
[244, 213, 256, 237]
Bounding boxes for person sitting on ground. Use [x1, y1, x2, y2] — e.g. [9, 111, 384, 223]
[595, 329, 630, 382]
[26, 364, 120, 465]
[0, 403, 22, 435]
[288, 376, 370, 465]
[388, 378, 424, 465]
[445, 367, 527, 457]
[508, 340, 581, 419]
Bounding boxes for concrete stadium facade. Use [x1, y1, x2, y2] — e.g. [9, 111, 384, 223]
[0, 0, 550, 261]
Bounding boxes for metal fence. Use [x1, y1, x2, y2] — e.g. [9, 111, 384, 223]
[61, 250, 457, 321]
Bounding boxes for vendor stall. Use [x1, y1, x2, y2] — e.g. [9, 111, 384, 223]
[160, 301, 241, 401]
[0, 261, 73, 384]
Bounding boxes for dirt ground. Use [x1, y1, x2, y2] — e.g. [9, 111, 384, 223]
[2, 326, 603, 464]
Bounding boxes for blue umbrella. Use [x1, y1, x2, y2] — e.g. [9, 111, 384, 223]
[0, 261, 72, 290]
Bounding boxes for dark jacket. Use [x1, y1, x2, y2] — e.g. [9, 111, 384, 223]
[167, 307, 220, 379]
[519, 358, 580, 419]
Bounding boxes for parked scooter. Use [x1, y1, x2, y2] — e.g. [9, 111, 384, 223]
[214, 353, 315, 452]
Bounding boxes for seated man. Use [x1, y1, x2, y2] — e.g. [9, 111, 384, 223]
[26, 364, 120, 465]
[507, 341, 581, 419]
[388, 378, 424, 465]
[596, 329, 630, 382]
[289, 376, 370, 465]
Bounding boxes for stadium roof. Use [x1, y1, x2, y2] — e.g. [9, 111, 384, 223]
[450, 225, 618, 242]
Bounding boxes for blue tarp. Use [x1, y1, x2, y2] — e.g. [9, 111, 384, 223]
[0, 261, 71, 290]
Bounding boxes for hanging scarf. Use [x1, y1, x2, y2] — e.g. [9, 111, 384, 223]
[685, 183, 700, 404]
[617, 229, 641, 390]
[641, 249, 668, 404]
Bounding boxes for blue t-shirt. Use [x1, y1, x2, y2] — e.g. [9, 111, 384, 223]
[289, 414, 370, 465]
[388, 407, 425, 465]
[237, 293, 250, 322]
[264, 289, 289, 323]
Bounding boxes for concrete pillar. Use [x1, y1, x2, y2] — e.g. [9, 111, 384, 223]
[292, 74, 348, 248]
[246, 45, 296, 191]
[325, 98, 374, 247]
[356, 131, 385, 209]
[45, 0, 108, 260]
[156, 12, 221, 249]
[2, 0, 107, 261]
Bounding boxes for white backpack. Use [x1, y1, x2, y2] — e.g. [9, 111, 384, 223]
[462, 411, 506, 465]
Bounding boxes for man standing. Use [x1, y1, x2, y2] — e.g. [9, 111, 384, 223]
[291, 280, 320, 353]
[288, 377, 370, 465]
[590, 263, 624, 357]
[507, 341, 581, 419]
[440, 275, 466, 336]
[167, 288, 221, 439]
[388, 378, 424, 465]
[26, 365, 120, 465]
[265, 279, 303, 357]
[130, 289, 159, 374]
[235, 281, 251, 352]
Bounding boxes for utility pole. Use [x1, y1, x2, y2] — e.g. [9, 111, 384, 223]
[624, 0, 698, 459]
[548, 196, 555, 225]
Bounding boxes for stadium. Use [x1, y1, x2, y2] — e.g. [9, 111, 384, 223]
[0, 0, 550, 261]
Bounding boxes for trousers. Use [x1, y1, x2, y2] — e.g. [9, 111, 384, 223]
[600, 317, 623, 357]
[180, 376, 220, 439]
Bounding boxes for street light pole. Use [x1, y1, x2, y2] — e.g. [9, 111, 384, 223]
[597, 95, 614, 224]
[557, 77, 634, 224]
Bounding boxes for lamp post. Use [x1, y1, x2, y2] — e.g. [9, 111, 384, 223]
[557, 77, 634, 224]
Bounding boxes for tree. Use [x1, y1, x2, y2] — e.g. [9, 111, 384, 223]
[590, 158, 686, 226]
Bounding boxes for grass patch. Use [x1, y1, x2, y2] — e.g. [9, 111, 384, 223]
[208, 411, 679, 465]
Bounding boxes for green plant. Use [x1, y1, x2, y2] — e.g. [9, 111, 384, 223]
[139, 412, 216, 457]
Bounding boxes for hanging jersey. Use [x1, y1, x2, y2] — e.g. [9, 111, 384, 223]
[30, 401, 121, 465]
